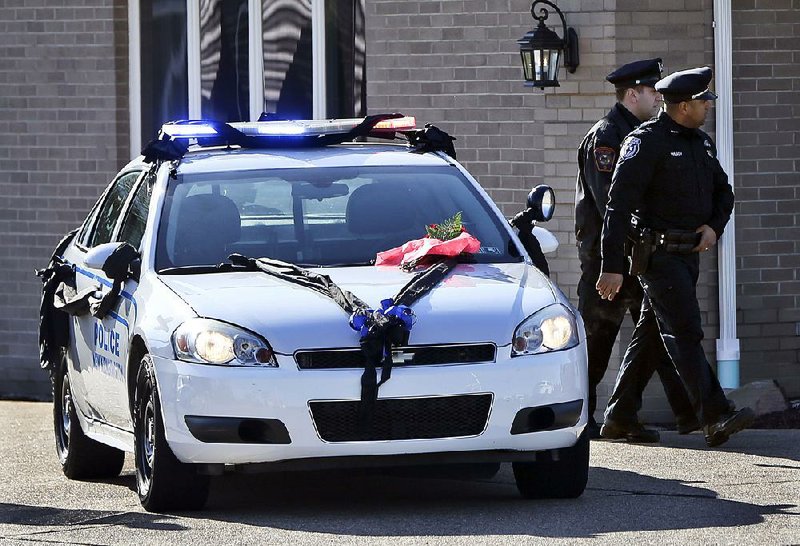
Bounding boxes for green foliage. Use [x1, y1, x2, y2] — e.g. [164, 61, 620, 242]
[425, 211, 463, 241]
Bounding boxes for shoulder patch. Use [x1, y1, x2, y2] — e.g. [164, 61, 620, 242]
[593, 146, 616, 173]
[620, 137, 641, 161]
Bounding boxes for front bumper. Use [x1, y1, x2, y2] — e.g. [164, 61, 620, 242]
[151, 344, 588, 465]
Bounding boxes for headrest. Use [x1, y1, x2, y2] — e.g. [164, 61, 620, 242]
[346, 184, 417, 235]
[177, 193, 241, 243]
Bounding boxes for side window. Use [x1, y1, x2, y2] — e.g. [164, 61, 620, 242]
[88, 172, 141, 248]
[118, 178, 153, 250]
[76, 197, 104, 248]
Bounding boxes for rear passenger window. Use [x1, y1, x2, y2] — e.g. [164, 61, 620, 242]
[118, 179, 152, 250]
[89, 172, 141, 248]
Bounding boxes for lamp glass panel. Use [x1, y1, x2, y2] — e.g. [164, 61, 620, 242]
[548, 49, 561, 81]
[534, 49, 543, 80]
[521, 50, 533, 80]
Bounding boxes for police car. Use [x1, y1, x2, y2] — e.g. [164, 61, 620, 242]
[39, 114, 588, 512]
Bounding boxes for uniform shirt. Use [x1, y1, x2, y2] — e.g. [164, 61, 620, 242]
[601, 111, 735, 274]
[575, 103, 641, 262]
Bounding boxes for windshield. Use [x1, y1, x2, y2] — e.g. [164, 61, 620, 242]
[155, 165, 521, 271]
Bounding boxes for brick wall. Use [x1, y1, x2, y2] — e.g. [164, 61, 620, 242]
[366, 0, 717, 422]
[0, 0, 128, 398]
[732, 0, 800, 397]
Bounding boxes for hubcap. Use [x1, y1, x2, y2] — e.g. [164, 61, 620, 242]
[137, 384, 155, 494]
[60, 373, 71, 451]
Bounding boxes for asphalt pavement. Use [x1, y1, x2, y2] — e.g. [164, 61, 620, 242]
[1, 401, 798, 545]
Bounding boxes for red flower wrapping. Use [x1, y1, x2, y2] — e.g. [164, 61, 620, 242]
[376, 232, 482, 267]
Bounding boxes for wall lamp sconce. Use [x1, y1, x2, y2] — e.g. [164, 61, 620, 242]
[517, 0, 580, 89]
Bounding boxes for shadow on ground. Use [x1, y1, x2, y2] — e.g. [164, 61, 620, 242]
[646, 430, 800, 463]
[0, 500, 185, 533]
[180, 465, 793, 539]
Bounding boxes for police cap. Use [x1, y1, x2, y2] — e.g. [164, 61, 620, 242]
[655, 66, 718, 103]
[606, 58, 663, 88]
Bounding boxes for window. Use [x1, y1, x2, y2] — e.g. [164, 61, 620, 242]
[200, 0, 250, 122]
[118, 178, 153, 250]
[139, 0, 189, 150]
[325, 0, 366, 118]
[132, 0, 367, 151]
[262, 0, 313, 119]
[156, 166, 520, 270]
[89, 172, 142, 248]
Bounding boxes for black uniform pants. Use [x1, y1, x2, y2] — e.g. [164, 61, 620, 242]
[606, 251, 729, 425]
[578, 257, 694, 424]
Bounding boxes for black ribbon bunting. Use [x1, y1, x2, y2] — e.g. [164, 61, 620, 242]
[36, 230, 78, 372]
[228, 254, 458, 429]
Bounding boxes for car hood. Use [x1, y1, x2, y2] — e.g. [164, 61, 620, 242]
[158, 263, 557, 353]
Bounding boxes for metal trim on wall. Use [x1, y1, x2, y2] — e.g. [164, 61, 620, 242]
[128, 0, 141, 159]
[248, 0, 264, 121]
[312, 0, 326, 119]
[187, 0, 201, 118]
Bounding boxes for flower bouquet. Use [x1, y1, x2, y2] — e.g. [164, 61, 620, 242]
[376, 212, 481, 269]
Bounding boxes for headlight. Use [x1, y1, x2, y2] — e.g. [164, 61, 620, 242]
[511, 303, 580, 357]
[172, 318, 277, 366]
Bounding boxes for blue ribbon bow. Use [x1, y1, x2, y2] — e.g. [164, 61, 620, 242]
[349, 298, 416, 338]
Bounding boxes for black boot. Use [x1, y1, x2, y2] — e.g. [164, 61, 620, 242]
[600, 419, 660, 443]
[704, 407, 755, 448]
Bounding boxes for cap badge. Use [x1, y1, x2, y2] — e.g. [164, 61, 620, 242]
[670, 151, 682, 157]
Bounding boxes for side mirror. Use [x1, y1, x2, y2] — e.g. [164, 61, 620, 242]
[532, 226, 559, 254]
[84, 242, 141, 282]
[526, 185, 556, 222]
[84, 242, 124, 270]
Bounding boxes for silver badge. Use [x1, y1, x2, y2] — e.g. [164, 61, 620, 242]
[671, 151, 682, 157]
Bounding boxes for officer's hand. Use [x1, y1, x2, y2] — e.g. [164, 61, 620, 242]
[693, 224, 718, 253]
[596, 273, 624, 301]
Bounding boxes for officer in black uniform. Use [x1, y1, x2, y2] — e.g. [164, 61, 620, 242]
[575, 58, 696, 441]
[597, 67, 755, 448]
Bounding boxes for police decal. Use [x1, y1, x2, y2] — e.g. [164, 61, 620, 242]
[92, 320, 124, 379]
[593, 146, 616, 173]
[620, 137, 641, 161]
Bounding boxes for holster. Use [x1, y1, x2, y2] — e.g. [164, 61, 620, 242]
[627, 228, 653, 276]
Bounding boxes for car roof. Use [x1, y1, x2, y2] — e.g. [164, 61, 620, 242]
[160, 143, 454, 175]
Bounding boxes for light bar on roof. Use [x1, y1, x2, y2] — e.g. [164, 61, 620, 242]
[233, 118, 363, 136]
[372, 116, 416, 131]
[235, 121, 306, 135]
[161, 123, 219, 138]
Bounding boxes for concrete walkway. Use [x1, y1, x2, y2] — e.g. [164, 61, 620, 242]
[1, 401, 798, 545]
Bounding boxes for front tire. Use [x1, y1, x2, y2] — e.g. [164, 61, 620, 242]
[512, 430, 589, 499]
[53, 352, 125, 480]
[133, 354, 209, 512]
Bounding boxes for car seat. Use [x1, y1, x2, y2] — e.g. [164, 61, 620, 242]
[173, 194, 242, 266]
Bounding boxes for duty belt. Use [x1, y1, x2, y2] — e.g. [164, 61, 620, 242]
[634, 228, 700, 254]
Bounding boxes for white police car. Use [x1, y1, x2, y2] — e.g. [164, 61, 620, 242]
[39, 114, 588, 512]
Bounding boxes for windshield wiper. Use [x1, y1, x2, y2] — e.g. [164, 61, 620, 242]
[157, 262, 257, 275]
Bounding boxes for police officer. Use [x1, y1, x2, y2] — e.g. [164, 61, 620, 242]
[597, 67, 755, 448]
[575, 58, 696, 441]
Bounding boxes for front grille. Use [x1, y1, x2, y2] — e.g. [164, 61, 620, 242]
[295, 343, 496, 369]
[309, 393, 493, 442]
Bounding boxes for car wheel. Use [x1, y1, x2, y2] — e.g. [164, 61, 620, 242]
[512, 429, 589, 499]
[133, 354, 210, 512]
[52, 351, 125, 480]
